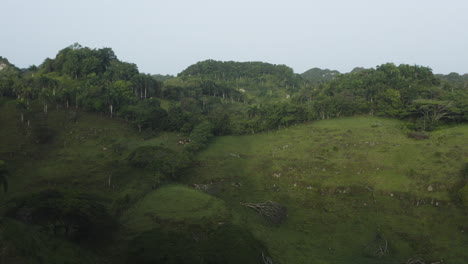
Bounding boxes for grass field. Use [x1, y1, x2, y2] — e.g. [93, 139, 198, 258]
[183, 116, 468, 264]
[1, 98, 467, 263]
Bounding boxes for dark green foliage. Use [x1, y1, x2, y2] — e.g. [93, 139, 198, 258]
[121, 98, 168, 131]
[127, 146, 168, 168]
[6, 189, 116, 240]
[301, 67, 340, 83]
[179, 59, 296, 80]
[185, 121, 214, 152]
[3, 43, 468, 135]
[127, 146, 192, 178]
[0, 218, 100, 264]
[126, 224, 268, 264]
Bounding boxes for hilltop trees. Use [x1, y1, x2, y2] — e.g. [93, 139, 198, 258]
[293, 63, 462, 129]
[1, 43, 468, 136]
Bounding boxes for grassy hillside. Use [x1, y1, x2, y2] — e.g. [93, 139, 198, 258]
[0, 98, 269, 263]
[1, 97, 467, 263]
[184, 117, 468, 264]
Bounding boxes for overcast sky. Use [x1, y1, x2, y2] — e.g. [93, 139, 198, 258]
[2, 0, 468, 75]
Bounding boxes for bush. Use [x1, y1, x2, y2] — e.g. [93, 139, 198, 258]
[127, 146, 192, 178]
[186, 121, 213, 152]
[6, 189, 116, 241]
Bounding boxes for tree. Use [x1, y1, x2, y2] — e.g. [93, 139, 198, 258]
[412, 99, 454, 130]
[16, 98, 27, 123]
[106, 80, 134, 118]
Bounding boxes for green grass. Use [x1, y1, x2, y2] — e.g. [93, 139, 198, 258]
[1, 99, 467, 264]
[0, 100, 195, 263]
[120, 184, 230, 233]
[184, 116, 468, 264]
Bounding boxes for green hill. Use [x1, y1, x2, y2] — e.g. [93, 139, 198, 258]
[301, 67, 340, 83]
[1, 43, 468, 264]
[183, 116, 468, 264]
[169, 60, 302, 102]
[0, 99, 268, 263]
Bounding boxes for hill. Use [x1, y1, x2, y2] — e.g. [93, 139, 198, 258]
[301, 67, 340, 83]
[170, 59, 303, 102]
[1, 44, 468, 263]
[0, 99, 268, 263]
[184, 117, 468, 263]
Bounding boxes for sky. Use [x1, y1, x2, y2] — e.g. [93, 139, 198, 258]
[2, 0, 468, 75]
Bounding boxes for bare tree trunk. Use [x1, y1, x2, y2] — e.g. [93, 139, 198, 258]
[110, 104, 113, 118]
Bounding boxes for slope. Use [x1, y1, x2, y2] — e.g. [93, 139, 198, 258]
[184, 116, 468, 264]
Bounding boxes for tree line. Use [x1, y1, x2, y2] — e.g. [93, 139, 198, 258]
[1, 44, 468, 137]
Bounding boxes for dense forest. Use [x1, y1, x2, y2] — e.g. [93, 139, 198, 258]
[1, 44, 468, 264]
[1, 44, 467, 137]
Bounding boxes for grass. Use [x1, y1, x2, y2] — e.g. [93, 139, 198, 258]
[0, 100, 195, 262]
[1, 99, 467, 264]
[184, 116, 468, 264]
[120, 184, 230, 233]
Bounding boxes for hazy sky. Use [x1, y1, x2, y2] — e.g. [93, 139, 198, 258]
[2, 0, 468, 75]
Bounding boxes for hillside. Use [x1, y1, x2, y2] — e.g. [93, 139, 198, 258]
[170, 60, 303, 102]
[1, 44, 468, 264]
[0, 99, 269, 263]
[184, 117, 468, 263]
[1, 92, 468, 263]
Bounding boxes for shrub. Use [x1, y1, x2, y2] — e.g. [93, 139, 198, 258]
[127, 146, 192, 178]
[6, 189, 116, 241]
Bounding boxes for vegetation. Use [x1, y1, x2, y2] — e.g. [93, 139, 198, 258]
[184, 117, 468, 263]
[0, 44, 467, 263]
[300, 67, 340, 83]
